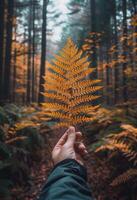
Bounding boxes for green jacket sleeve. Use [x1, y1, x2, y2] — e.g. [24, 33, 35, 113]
[38, 159, 92, 200]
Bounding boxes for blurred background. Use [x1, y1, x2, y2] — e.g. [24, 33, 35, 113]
[0, 1, 137, 199]
[0, 0, 136, 105]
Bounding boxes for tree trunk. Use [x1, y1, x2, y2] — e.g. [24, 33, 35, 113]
[27, 2, 32, 104]
[113, 0, 119, 104]
[0, 0, 5, 102]
[90, 0, 97, 79]
[3, 0, 14, 102]
[12, 17, 17, 103]
[131, 0, 137, 14]
[122, 0, 128, 102]
[38, 0, 48, 103]
[32, 0, 36, 102]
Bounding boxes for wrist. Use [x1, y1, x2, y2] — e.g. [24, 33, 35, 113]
[51, 159, 87, 181]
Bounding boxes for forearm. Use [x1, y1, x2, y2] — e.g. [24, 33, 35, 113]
[39, 159, 92, 200]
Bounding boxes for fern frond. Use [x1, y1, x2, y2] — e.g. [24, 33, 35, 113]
[54, 54, 71, 65]
[73, 86, 103, 97]
[70, 95, 100, 107]
[113, 130, 137, 143]
[42, 93, 68, 103]
[60, 49, 83, 62]
[46, 71, 66, 82]
[54, 116, 93, 127]
[71, 62, 91, 76]
[41, 38, 101, 127]
[46, 112, 70, 120]
[70, 68, 95, 83]
[71, 116, 93, 124]
[6, 136, 27, 144]
[97, 137, 137, 166]
[46, 61, 66, 76]
[41, 103, 69, 112]
[52, 59, 69, 71]
[72, 56, 89, 70]
[96, 139, 130, 153]
[72, 105, 100, 115]
[44, 85, 70, 97]
[63, 38, 78, 56]
[73, 79, 101, 89]
[54, 122, 71, 129]
[96, 118, 137, 191]
[121, 124, 137, 139]
[70, 50, 83, 62]
[45, 78, 64, 88]
[111, 168, 137, 186]
[95, 142, 116, 152]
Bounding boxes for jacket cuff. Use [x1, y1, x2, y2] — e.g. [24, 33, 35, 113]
[51, 159, 87, 180]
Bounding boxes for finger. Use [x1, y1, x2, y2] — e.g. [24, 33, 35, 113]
[55, 128, 70, 147]
[76, 153, 84, 166]
[77, 143, 88, 155]
[76, 132, 82, 143]
[65, 126, 76, 147]
[74, 132, 83, 148]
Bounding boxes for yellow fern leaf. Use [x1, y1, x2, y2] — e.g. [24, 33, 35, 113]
[54, 54, 71, 65]
[45, 77, 64, 87]
[41, 38, 101, 127]
[52, 59, 69, 71]
[54, 122, 72, 129]
[111, 168, 137, 186]
[71, 61, 91, 76]
[46, 61, 66, 76]
[41, 103, 69, 112]
[72, 56, 89, 70]
[44, 85, 70, 97]
[42, 93, 68, 103]
[46, 112, 70, 120]
[70, 68, 95, 83]
[73, 86, 103, 97]
[73, 79, 101, 89]
[71, 116, 93, 124]
[70, 50, 83, 62]
[63, 38, 78, 57]
[60, 49, 83, 62]
[70, 95, 100, 107]
[72, 105, 100, 115]
[46, 70, 66, 82]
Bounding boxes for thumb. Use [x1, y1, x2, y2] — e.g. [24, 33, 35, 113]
[66, 126, 76, 147]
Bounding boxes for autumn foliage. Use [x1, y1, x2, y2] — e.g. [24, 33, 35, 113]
[41, 38, 102, 128]
[0, 0, 137, 198]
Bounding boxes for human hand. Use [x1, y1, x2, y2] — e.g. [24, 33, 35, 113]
[52, 126, 88, 165]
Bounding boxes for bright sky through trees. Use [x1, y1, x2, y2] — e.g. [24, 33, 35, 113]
[47, 0, 69, 41]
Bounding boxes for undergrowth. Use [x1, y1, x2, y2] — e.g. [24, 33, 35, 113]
[0, 103, 137, 199]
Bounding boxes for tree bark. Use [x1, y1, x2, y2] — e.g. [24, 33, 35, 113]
[0, 0, 5, 102]
[122, 0, 128, 102]
[38, 0, 48, 103]
[32, 0, 36, 102]
[3, 0, 14, 102]
[90, 0, 97, 79]
[131, 0, 137, 14]
[27, 2, 32, 104]
[113, 0, 119, 104]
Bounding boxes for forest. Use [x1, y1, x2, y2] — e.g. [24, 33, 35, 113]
[0, 0, 137, 199]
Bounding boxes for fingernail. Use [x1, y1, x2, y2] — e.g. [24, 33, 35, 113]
[68, 126, 75, 132]
[69, 126, 75, 129]
[84, 149, 88, 154]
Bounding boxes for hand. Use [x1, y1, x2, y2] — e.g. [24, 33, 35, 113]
[52, 126, 88, 165]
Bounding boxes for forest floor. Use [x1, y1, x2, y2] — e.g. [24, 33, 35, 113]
[0, 102, 137, 200]
[27, 102, 137, 200]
